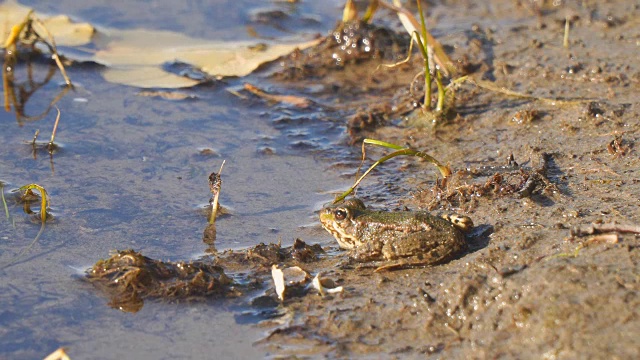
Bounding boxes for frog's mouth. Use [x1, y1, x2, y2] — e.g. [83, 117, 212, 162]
[319, 212, 359, 250]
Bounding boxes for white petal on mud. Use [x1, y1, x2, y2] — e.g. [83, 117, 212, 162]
[271, 265, 311, 301]
[312, 273, 343, 297]
[272, 265, 286, 301]
[0, 1, 94, 47]
[282, 266, 310, 285]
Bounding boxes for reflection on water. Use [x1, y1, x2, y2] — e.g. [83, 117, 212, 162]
[3, 56, 71, 124]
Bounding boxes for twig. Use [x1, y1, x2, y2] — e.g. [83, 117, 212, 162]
[48, 106, 61, 152]
[243, 83, 312, 108]
[563, 16, 570, 49]
[32, 18, 73, 87]
[31, 129, 40, 147]
[209, 160, 226, 224]
[571, 223, 640, 237]
[465, 77, 585, 105]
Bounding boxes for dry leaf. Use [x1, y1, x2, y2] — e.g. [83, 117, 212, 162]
[0, 1, 94, 47]
[1, 2, 320, 88]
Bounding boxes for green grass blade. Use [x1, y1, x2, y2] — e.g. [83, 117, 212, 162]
[333, 141, 450, 204]
[1, 183, 9, 220]
[19, 184, 49, 223]
[363, 138, 404, 150]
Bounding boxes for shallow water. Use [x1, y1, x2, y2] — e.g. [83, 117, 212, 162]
[0, 0, 349, 358]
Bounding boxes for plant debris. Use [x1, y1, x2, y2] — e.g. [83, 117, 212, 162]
[43, 347, 71, 360]
[86, 239, 326, 311]
[415, 153, 560, 211]
[86, 250, 235, 312]
[570, 222, 640, 238]
[243, 83, 313, 108]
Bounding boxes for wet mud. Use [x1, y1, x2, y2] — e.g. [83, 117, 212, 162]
[241, 1, 640, 358]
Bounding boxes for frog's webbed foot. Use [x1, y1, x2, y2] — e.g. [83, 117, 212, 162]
[338, 257, 382, 271]
[336, 255, 358, 270]
[374, 261, 432, 272]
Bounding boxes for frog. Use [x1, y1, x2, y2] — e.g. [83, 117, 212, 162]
[319, 198, 473, 270]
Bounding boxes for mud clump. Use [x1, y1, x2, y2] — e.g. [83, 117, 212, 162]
[413, 153, 560, 212]
[87, 240, 326, 312]
[86, 250, 235, 312]
[223, 238, 324, 268]
[272, 20, 409, 80]
[347, 103, 392, 144]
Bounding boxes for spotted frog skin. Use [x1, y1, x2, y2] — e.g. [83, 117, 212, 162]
[319, 198, 472, 267]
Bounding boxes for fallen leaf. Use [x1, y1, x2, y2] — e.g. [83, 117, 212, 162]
[0, 1, 94, 47]
[1, 2, 320, 88]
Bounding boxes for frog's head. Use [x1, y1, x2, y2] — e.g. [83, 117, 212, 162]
[319, 198, 366, 250]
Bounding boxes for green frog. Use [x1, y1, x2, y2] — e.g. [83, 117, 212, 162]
[319, 198, 472, 270]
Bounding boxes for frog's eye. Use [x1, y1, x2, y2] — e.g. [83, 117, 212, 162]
[334, 209, 347, 221]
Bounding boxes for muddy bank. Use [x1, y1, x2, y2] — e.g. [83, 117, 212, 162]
[243, 1, 640, 358]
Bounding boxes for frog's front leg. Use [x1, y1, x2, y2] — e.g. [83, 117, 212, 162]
[349, 240, 385, 262]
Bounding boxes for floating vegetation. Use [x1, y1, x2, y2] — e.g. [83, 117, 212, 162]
[0, 2, 319, 88]
[87, 239, 326, 312]
[86, 250, 235, 313]
[2, 8, 74, 90]
[334, 138, 451, 203]
[0, 183, 51, 269]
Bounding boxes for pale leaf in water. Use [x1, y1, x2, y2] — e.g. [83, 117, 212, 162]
[94, 28, 319, 87]
[0, 1, 94, 47]
[1, 1, 319, 88]
[102, 66, 200, 89]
